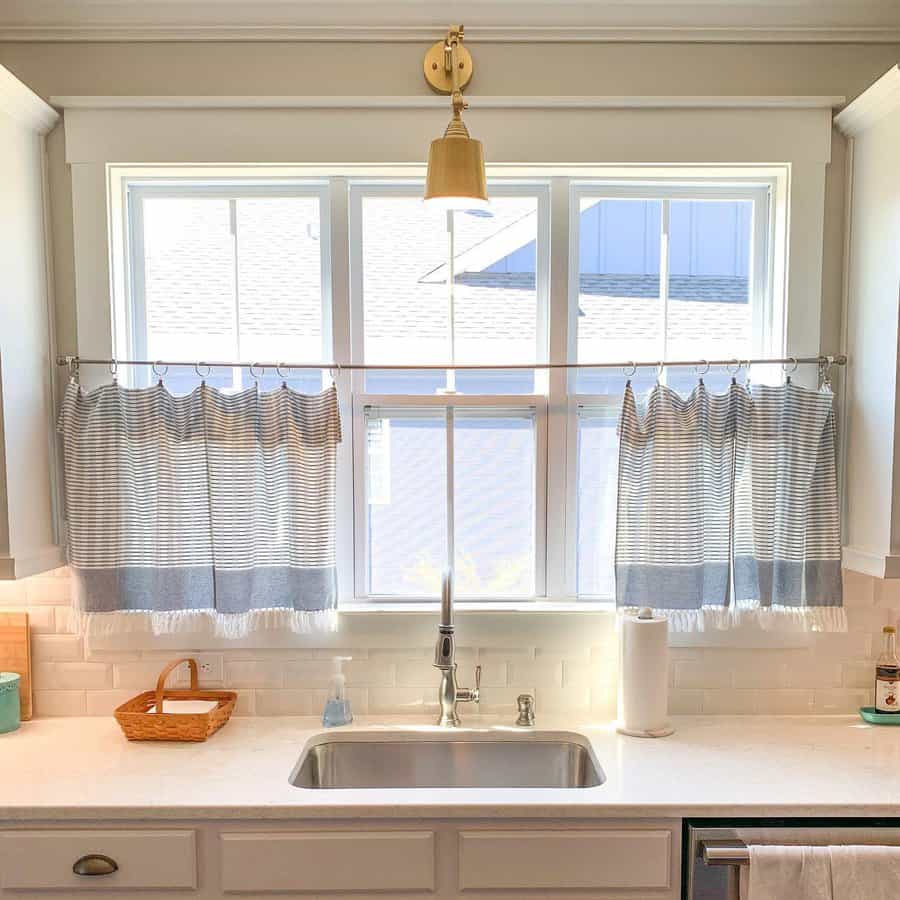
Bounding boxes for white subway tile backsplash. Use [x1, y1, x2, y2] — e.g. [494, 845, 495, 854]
[33, 690, 86, 717]
[508, 660, 563, 688]
[223, 660, 284, 689]
[368, 687, 438, 716]
[2, 566, 887, 719]
[703, 690, 759, 714]
[255, 689, 314, 716]
[34, 662, 112, 691]
[31, 634, 83, 662]
[85, 690, 135, 716]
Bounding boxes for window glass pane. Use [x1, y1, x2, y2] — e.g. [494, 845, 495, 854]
[136, 191, 325, 395]
[576, 198, 662, 393]
[361, 194, 539, 394]
[451, 199, 538, 392]
[454, 412, 536, 597]
[141, 196, 237, 381]
[366, 410, 447, 596]
[577, 408, 619, 598]
[362, 196, 450, 380]
[235, 196, 323, 393]
[665, 199, 753, 394]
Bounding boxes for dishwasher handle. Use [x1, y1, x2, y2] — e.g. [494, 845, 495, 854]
[701, 839, 750, 867]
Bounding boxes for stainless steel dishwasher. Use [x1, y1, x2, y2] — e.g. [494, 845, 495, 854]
[686, 821, 900, 900]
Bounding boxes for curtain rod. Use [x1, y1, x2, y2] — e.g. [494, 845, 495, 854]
[57, 354, 846, 373]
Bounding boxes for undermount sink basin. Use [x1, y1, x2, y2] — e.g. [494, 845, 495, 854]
[290, 730, 605, 789]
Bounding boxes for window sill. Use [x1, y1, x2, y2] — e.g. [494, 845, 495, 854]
[339, 600, 615, 614]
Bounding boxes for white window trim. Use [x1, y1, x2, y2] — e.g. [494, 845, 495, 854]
[100, 163, 792, 613]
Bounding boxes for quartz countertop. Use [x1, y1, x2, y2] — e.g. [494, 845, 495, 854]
[0, 714, 897, 821]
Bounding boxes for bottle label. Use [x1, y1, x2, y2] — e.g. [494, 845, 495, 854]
[876, 666, 900, 712]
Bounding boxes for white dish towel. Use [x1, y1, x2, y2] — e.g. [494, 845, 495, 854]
[740, 845, 832, 900]
[830, 846, 900, 900]
[740, 845, 900, 900]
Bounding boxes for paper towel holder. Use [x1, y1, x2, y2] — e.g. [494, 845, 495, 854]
[616, 607, 675, 739]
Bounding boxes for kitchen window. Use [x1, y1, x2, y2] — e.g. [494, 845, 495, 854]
[119, 171, 778, 605]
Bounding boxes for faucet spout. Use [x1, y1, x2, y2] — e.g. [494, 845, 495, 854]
[433, 570, 480, 727]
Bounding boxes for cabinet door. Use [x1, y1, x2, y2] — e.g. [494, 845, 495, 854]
[220, 831, 435, 893]
[0, 830, 196, 891]
[458, 829, 672, 892]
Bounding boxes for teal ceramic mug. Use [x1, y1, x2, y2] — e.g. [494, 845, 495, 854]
[0, 673, 21, 734]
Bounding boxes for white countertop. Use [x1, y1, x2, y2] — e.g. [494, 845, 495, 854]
[1, 714, 898, 821]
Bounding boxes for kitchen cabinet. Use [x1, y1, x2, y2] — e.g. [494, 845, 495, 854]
[0, 819, 681, 899]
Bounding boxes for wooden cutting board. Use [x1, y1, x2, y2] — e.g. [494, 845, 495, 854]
[0, 613, 31, 720]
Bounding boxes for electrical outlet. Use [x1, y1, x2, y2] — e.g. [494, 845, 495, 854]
[175, 653, 224, 686]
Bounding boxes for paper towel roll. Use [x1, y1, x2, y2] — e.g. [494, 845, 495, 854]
[617, 607, 674, 738]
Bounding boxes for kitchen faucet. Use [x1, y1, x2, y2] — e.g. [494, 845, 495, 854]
[433, 571, 481, 727]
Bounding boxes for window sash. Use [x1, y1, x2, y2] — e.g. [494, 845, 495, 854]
[353, 395, 548, 602]
[124, 180, 331, 390]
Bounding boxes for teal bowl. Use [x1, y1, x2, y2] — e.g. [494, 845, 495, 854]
[0, 673, 21, 734]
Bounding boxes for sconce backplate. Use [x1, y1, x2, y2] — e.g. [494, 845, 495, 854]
[423, 39, 474, 94]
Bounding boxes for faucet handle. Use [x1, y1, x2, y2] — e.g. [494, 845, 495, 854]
[474, 664, 481, 701]
[516, 693, 535, 727]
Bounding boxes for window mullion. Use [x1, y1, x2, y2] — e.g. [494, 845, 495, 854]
[446, 405, 455, 580]
[659, 198, 670, 384]
[547, 177, 572, 600]
[329, 178, 356, 603]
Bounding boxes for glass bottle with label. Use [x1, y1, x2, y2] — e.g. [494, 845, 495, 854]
[875, 625, 900, 713]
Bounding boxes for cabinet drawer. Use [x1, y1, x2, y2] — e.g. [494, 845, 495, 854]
[0, 830, 196, 892]
[459, 829, 671, 891]
[220, 831, 435, 893]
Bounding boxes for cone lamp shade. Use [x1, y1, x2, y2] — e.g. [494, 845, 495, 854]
[424, 115, 488, 212]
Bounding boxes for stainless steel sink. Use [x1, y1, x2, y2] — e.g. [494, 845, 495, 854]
[290, 731, 605, 789]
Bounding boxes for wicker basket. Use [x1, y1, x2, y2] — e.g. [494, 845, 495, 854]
[114, 657, 237, 742]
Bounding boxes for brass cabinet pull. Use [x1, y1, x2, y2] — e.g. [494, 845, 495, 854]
[72, 854, 119, 877]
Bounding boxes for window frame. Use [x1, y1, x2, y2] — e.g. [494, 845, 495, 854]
[116, 169, 781, 608]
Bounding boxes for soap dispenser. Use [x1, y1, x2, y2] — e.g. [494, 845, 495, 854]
[322, 656, 353, 727]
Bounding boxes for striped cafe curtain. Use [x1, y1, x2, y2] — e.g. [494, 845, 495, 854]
[615, 380, 844, 632]
[57, 381, 342, 637]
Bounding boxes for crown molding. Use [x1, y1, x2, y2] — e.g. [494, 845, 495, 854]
[0, 64, 58, 133]
[834, 65, 900, 136]
[2, 1, 900, 43]
[49, 94, 846, 111]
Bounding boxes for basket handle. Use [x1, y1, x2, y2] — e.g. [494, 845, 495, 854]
[155, 658, 198, 712]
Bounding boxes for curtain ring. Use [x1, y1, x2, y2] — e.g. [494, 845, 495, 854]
[249, 363, 264, 381]
[68, 357, 80, 383]
[623, 362, 637, 378]
[108, 359, 118, 382]
[694, 360, 710, 376]
[276, 363, 289, 387]
[782, 356, 798, 384]
[656, 361, 665, 381]
[152, 361, 168, 383]
[195, 362, 211, 382]
[726, 359, 741, 375]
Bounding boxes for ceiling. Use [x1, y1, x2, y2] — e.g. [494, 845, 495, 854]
[1, 0, 899, 43]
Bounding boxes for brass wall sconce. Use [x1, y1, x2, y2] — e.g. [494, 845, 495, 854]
[423, 25, 488, 211]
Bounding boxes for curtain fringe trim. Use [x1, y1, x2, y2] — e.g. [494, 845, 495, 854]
[620, 604, 847, 633]
[76, 607, 339, 639]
